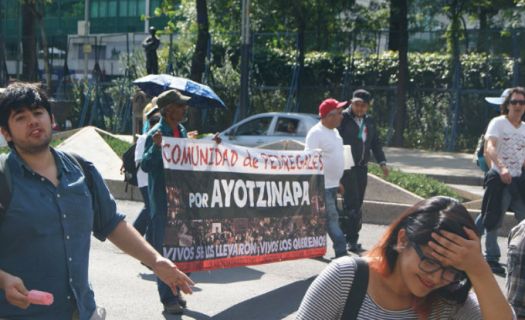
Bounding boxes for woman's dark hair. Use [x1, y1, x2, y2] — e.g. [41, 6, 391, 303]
[0, 82, 52, 133]
[500, 87, 525, 115]
[366, 196, 478, 315]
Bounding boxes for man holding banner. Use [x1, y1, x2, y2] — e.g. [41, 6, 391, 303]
[305, 98, 348, 258]
[141, 89, 195, 315]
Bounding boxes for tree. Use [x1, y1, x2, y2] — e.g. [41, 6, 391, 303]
[20, 0, 52, 88]
[21, 1, 38, 82]
[0, 1, 8, 86]
[389, 0, 409, 147]
[188, 0, 210, 131]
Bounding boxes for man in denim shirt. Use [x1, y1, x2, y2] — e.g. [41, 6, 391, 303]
[0, 82, 193, 320]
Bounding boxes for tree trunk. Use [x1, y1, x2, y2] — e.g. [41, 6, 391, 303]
[21, 1, 38, 82]
[37, 13, 52, 92]
[392, 0, 408, 147]
[292, 0, 305, 112]
[188, 0, 210, 131]
[0, 3, 8, 87]
[0, 35, 7, 87]
[296, 20, 305, 112]
[388, 0, 402, 51]
[477, 8, 489, 52]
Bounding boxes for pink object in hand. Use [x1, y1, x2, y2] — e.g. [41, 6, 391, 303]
[27, 290, 54, 305]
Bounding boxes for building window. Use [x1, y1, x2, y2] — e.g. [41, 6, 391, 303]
[150, 0, 161, 13]
[128, 0, 137, 16]
[108, 0, 117, 16]
[90, 1, 99, 18]
[119, 0, 128, 17]
[137, 0, 146, 16]
[99, 0, 108, 17]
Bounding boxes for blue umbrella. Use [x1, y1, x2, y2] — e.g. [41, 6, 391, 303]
[133, 74, 226, 109]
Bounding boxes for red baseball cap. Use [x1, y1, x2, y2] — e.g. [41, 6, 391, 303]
[319, 98, 347, 118]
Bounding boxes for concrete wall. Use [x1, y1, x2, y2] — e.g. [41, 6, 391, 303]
[365, 173, 423, 204]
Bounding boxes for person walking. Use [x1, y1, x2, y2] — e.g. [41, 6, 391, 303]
[141, 89, 200, 315]
[337, 89, 389, 254]
[305, 98, 348, 259]
[477, 87, 525, 276]
[132, 108, 160, 247]
[0, 82, 193, 319]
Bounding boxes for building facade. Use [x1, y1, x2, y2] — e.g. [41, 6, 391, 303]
[1, 0, 169, 78]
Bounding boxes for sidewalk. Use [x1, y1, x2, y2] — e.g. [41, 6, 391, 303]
[384, 147, 484, 186]
[384, 147, 485, 202]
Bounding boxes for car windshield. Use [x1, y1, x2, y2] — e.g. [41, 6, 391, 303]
[235, 117, 272, 136]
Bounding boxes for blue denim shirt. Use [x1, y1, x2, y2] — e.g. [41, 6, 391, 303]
[0, 148, 125, 320]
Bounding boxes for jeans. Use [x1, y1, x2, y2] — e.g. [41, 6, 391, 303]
[476, 187, 525, 262]
[133, 186, 154, 247]
[325, 188, 347, 257]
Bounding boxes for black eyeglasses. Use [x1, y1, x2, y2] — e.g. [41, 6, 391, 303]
[410, 241, 466, 283]
[509, 99, 525, 106]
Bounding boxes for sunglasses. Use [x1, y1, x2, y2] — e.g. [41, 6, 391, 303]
[509, 100, 525, 106]
[410, 241, 466, 283]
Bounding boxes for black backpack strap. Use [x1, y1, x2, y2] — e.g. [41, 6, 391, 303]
[66, 152, 94, 192]
[0, 154, 11, 222]
[341, 257, 369, 320]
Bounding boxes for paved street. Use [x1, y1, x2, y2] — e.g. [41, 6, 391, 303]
[89, 200, 509, 320]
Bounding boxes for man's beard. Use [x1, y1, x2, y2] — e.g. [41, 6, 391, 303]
[15, 134, 52, 155]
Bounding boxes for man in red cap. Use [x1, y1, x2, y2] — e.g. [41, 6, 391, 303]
[305, 98, 348, 258]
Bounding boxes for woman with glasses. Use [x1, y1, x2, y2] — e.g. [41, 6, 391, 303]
[296, 196, 514, 320]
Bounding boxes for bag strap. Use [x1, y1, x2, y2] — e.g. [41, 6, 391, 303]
[341, 257, 369, 320]
[65, 152, 94, 193]
[0, 154, 11, 223]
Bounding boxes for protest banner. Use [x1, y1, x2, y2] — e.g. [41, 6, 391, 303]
[161, 137, 326, 272]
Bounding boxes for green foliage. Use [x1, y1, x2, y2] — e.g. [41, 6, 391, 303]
[99, 133, 132, 158]
[368, 163, 462, 200]
[252, 49, 512, 88]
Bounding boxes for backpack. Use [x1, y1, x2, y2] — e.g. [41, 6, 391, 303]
[473, 133, 489, 173]
[0, 152, 97, 224]
[121, 143, 138, 188]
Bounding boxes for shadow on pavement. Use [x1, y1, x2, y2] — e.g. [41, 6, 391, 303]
[138, 272, 157, 282]
[209, 277, 314, 320]
[192, 266, 265, 284]
[162, 309, 212, 320]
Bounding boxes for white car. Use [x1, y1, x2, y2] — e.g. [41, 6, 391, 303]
[218, 112, 319, 147]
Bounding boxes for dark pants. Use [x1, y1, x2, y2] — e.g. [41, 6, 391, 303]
[133, 186, 154, 247]
[150, 209, 176, 304]
[150, 203, 189, 305]
[340, 166, 368, 245]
